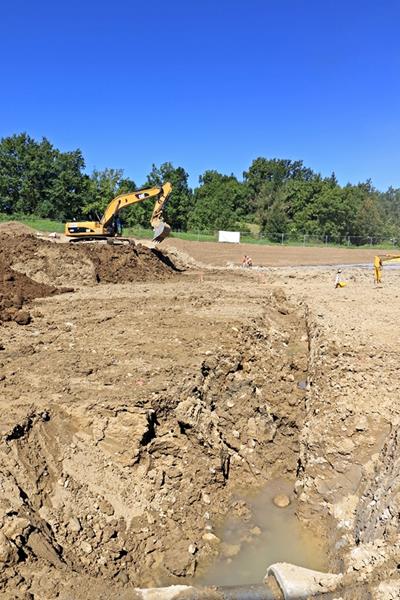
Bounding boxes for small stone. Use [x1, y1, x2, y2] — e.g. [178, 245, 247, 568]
[250, 526, 262, 536]
[202, 493, 211, 505]
[202, 533, 220, 544]
[0, 531, 17, 564]
[14, 311, 31, 325]
[188, 543, 197, 555]
[273, 494, 291, 508]
[355, 417, 368, 432]
[85, 527, 95, 539]
[115, 571, 129, 584]
[99, 499, 114, 516]
[69, 517, 81, 533]
[80, 541, 92, 554]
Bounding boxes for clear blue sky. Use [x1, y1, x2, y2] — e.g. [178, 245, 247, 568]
[1, 0, 400, 190]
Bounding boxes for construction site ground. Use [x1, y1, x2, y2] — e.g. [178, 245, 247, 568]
[161, 237, 381, 267]
[0, 223, 399, 599]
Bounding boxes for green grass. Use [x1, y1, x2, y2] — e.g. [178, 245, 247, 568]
[123, 226, 154, 239]
[1, 214, 399, 251]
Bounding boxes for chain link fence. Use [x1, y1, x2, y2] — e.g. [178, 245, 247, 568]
[256, 232, 400, 247]
[125, 226, 400, 248]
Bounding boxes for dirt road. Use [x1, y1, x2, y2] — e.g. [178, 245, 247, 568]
[0, 228, 399, 599]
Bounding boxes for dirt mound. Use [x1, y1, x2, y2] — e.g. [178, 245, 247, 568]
[0, 221, 37, 235]
[0, 234, 179, 288]
[0, 258, 61, 324]
[79, 243, 179, 284]
[162, 243, 208, 271]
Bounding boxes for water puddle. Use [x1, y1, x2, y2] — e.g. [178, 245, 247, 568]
[194, 479, 327, 586]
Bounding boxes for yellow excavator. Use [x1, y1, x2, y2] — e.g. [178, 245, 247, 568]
[64, 182, 172, 243]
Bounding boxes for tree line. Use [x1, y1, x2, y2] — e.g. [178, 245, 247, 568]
[1, 132, 400, 243]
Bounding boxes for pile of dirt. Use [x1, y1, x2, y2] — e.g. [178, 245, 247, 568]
[0, 258, 61, 325]
[0, 221, 37, 236]
[161, 244, 208, 271]
[80, 243, 179, 284]
[0, 234, 179, 288]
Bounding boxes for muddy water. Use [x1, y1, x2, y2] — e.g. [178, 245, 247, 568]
[195, 479, 327, 586]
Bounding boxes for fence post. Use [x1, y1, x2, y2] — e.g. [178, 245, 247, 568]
[281, 233, 284, 245]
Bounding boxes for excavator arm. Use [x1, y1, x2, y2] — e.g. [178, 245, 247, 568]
[65, 182, 172, 243]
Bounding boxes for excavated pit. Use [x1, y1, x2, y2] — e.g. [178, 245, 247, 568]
[0, 229, 399, 598]
[0, 271, 328, 599]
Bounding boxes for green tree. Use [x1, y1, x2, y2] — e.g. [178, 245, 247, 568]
[243, 157, 315, 203]
[188, 170, 246, 231]
[0, 133, 87, 219]
[83, 168, 136, 220]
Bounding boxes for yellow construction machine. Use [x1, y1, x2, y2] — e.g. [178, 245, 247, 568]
[64, 182, 172, 243]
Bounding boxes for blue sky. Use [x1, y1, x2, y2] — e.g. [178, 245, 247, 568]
[1, 0, 400, 190]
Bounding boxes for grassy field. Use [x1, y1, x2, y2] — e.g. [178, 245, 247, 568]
[1, 214, 399, 250]
[0, 214, 65, 233]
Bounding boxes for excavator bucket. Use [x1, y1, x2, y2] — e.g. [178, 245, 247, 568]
[152, 222, 171, 243]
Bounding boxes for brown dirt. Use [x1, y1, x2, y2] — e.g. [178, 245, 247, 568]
[162, 237, 378, 267]
[0, 221, 37, 235]
[0, 232, 398, 598]
[0, 233, 177, 328]
[0, 272, 310, 598]
[0, 257, 61, 325]
[1, 234, 178, 288]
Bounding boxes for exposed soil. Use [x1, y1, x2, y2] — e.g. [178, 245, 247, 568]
[1, 233, 178, 288]
[0, 227, 398, 598]
[0, 221, 37, 235]
[0, 257, 60, 325]
[162, 237, 380, 267]
[0, 232, 177, 328]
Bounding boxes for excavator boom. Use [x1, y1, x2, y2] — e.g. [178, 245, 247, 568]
[65, 182, 172, 243]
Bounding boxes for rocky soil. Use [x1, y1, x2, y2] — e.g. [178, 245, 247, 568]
[0, 227, 399, 598]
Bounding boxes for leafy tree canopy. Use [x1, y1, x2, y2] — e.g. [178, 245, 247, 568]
[1, 132, 400, 241]
[188, 170, 247, 231]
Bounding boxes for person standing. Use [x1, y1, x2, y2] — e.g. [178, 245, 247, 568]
[335, 269, 345, 288]
[374, 256, 383, 284]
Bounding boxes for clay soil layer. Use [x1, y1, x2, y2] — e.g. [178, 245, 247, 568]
[0, 229, 399, 599]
